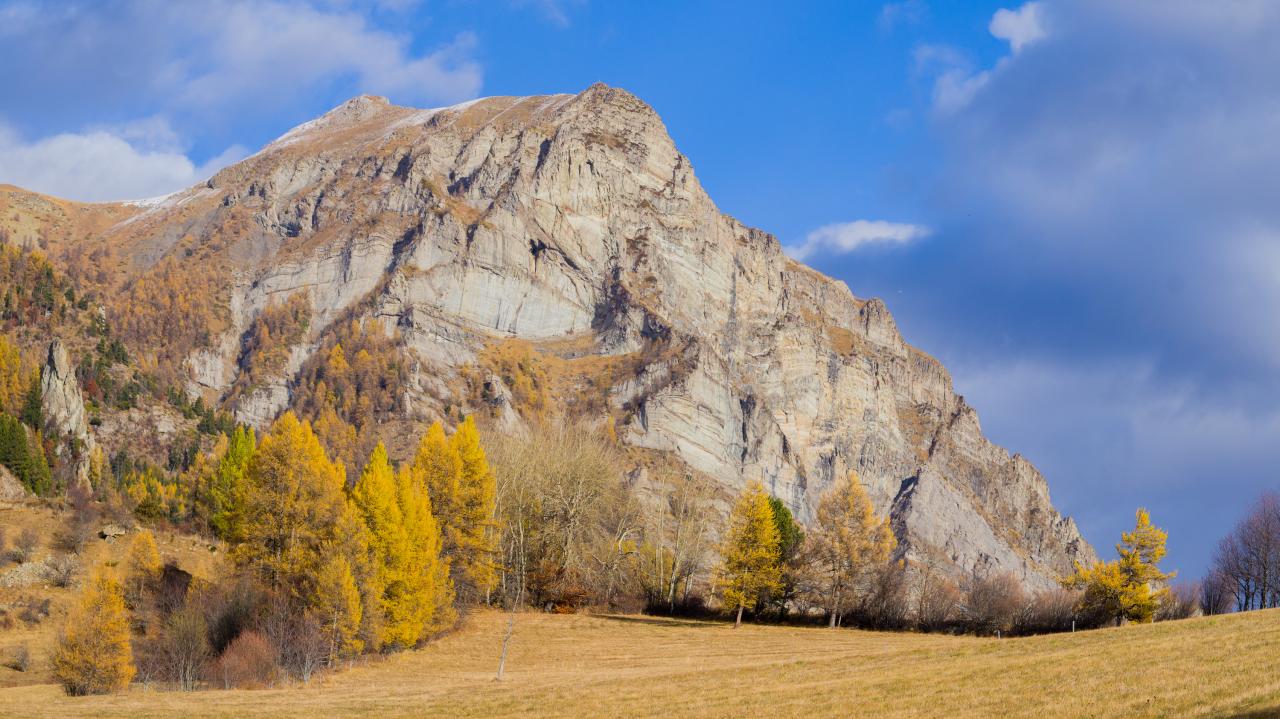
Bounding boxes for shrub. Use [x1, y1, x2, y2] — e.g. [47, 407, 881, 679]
[262, 596, 326, 683]
[47, 555, 78, 588]
[136, 603, 211, 691]
[4, 644, 29, 672]
[55, 483, 99, 554]
[846, 562, 911, 630]
[209, 631, 278, 689]
[959, 571, 1026, 635]
[17, 597, 51, 625]
[10, 527, 38, 564]
[204, 574, 268, 655]
[1014, 589, 1081, 635]
[914, 569, 961, 632]
[1158, 582, 1201, 621]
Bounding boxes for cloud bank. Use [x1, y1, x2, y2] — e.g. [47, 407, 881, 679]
[0, 0, 483, 201]
[824, 0, 1280, 574]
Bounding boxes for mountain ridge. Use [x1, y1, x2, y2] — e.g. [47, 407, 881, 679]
[0, 83, 1095, 587]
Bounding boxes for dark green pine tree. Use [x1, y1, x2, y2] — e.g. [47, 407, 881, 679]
[0, 413, 52, 496]
[20, 372, 42, 429]
[0, 413, 32, 485]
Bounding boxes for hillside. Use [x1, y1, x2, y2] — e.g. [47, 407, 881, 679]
[0, 83, 1093, 587]
[3, 607, 1277, 718]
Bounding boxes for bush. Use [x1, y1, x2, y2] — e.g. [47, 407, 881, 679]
[17, 597, 50, 625]
[3, 644, 29, 672]
[47, 555, 78, 588]
[262, 596, 326, 683]
[1201, 571, 1234, 616]
[1158, 582, 1201, 621]
[1014, 589, 1081, 635]
[846, 562, 911, 630]
[203, 574, 268, 655]
[10, 527, 38, 564]
[54, 483, 99, 554]
[913, 566, 961, 632]
[959, 571, 1026, 635]
[137, 604, 210, 691]
[209, 631, 279, 689]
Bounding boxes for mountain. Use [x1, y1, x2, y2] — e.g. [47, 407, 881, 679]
[0, 83, 1094, 587]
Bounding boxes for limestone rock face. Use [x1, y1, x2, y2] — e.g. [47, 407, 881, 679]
[12, 84, 1094, 586]
[40, 339, 95, 488]
[0, 465, 27, 502]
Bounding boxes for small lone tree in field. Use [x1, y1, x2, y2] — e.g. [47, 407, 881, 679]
[52, 566, 135, 695]
[716, 482, 782, 628]
[1065, 508, 1174, 624]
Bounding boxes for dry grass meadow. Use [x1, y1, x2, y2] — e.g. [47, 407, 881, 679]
[2, 604, 1279, 718]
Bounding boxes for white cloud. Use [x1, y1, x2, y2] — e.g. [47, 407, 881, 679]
[0, 124, 246, 202]
[989, 2, 1047, 54]
[786, 220, 931, 260]
[177, 3, 482, 109]
[917, 3, 1047, 115]
[0, 0, 484, 202]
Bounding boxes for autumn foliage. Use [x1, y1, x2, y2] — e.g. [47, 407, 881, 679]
[1064, 508, 1174, 624]
[52, 567, 136, 695]
[716, 482, 783, 627]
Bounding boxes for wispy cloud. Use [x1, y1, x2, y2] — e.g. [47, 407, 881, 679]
[916, 2, 1050, 114]
[511, 0, 583, 28]
[786, 220, 931, 260]
[878, 0, 929, 31]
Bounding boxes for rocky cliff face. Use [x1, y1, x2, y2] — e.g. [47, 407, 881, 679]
[0, 84, 1094, 586]
[40, 339, 95, 490]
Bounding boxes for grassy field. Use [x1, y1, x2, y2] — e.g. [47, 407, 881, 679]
[2, 605, 1279, 718]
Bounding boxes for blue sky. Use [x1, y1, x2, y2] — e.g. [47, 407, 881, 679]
[4, 0, 1278, 579]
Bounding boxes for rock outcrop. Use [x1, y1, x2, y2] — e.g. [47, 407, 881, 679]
[1, 85, 1094, 586]
[39, 339, 94, 489]
[0, 465, 27, 502]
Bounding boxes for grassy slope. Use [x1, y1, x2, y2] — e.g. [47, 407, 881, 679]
[2, 606, 1278, 718]
[0, 502, 225, 689]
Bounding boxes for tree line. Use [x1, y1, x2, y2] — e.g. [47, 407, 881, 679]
[1204, 491, 1280, 613]
[52, 412, 497, 695]
[51, 416, 1189, 696]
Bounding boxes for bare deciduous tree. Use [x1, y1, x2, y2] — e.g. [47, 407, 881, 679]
[1210, 492, 1280, 612]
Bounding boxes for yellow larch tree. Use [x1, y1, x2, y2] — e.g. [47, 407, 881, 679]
[810, 471, 897, 628]
[1065, 508, 1174, 624]
[0, 335, 34, 417]
[351, 443, 420, 649]
[398, 462, 454, 636]
[124, 529, 162, 604]
[52, 566, 136, 695]
[413, 422, 465, 575]
[448, 416, 499, 600]
[716, 481, 783, 627]
[312, 554, 363, 664]
[234, 412, 361, 604]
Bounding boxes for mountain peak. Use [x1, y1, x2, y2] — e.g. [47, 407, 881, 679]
[5, 85, 1094, 589]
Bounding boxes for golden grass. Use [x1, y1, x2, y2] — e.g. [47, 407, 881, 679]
[3, 606, 1279, 718]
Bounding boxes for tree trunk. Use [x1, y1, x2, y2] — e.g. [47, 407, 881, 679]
[735, 604, 744, 629]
